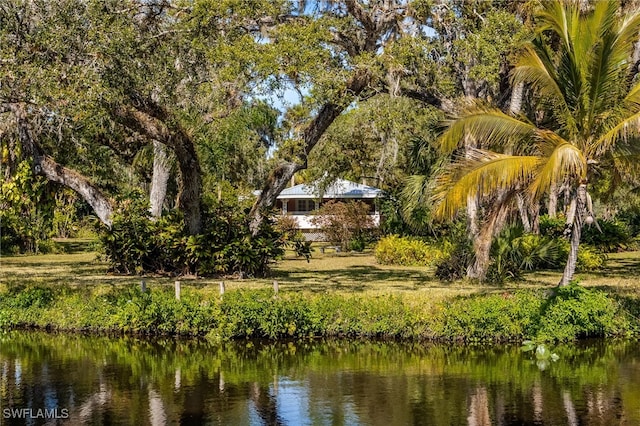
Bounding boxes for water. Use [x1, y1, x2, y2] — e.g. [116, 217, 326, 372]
[0, 332, 639, 425]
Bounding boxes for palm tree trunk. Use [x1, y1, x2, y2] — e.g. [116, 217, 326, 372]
[548, 181, 558, 218]
[467, 197, 509, 281]
[517, 193, 531, 233]
[466, 81, 526, 280]
[559, 184, 586, 286]
[468, 224, 492, 280]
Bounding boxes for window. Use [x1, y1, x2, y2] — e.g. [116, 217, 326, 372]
[295, 199, 316, 213]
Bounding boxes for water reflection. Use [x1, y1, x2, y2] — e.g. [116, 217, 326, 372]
[0, 332, 639, 425]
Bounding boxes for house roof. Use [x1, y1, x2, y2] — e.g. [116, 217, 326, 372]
[276, 178, 383, 200]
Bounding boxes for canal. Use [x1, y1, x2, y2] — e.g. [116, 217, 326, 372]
[1, 332, 639, 424]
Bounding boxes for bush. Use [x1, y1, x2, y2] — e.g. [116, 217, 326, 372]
[0, 284, 635, 342]
[374, 235, 445, 267]
[539, 214, 566, 239]
[435, 292, 542, 341]
[434, 241, 473, 281]
[310, 200, 375, 251]
[576, 245, 606, 270]
[581, 219, 631, 252]
[275, 215, 312, 261]
[99, 195, 285, 277]
[0, 161, 54, 254]
[483, 225, 606, 282]
[536, 284, 622, 341]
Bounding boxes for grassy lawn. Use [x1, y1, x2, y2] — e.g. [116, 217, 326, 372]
[2, 239, 640, 302]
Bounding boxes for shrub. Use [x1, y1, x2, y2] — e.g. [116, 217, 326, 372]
[576, 245, 606, 270]
[483, 225, 606, 282]
[374, 235, 444, 267]
[275, 216, 313, 261]
[0, 161, 54, 254]
[536, 284, 622, 341]
[539, 214, 566, 239]
[581, 219, 631, 252]
[435, 292, 542, 341]
[434, 241, 473, 281]
[98, 195, 285, 277]
[310, 200, 375, 251]
[487, 227, 566, 282]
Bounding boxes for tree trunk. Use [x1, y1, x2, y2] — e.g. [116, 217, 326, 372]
[3, 137, 18, 181]
[466, 81, 526, 279]
[516, 193, 531, 233]
[39, 156, 114, 226]
[249, 69, 370, 236]
[13, 104, 114, 226]
[249, 161, 303, 234]
[509, 82, 524, 115]
[467, 223, 491, 281]
[530, 203, 541, 234]
[149, 140, 170, 219]
[548, 181, 558, 218]
[467, 198, 509, 281]
[464, 134, 480, 241]
[123, 107, 202, 235]
[559, 184, 586, 286]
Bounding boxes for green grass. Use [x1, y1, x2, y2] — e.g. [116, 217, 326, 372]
[2, 240, 640, 296]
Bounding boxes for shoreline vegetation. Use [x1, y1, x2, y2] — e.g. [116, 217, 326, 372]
[1, 242, 639, 343]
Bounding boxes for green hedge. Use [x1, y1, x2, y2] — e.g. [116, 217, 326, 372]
[0, 283, 636, 342]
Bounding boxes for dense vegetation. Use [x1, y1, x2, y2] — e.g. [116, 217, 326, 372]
[2, 1, 640, 289]
[0, 282, 636, 342]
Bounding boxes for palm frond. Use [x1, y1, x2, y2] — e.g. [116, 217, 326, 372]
[588, 2, 640, 122]
[535, 1, 579, 51]
[596, 111, 640, 156]
[432, 149, 540, 220]
[624, 83, 640, 106]
[438, 108, 536, 154]
[529, 136, 586, 200]
[512, 45, 566, 108]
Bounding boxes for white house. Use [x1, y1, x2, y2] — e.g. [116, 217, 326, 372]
[275, 178, 383, 241]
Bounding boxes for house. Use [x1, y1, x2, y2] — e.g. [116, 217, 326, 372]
[275, 178, 383, 241]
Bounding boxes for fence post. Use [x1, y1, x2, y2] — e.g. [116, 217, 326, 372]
[174, 281, 181, 301]
[219, 281, 225, 296]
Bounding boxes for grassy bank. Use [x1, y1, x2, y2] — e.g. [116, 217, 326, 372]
[1, 244, 640, 342]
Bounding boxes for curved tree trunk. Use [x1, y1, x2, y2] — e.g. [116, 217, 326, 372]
[559, 184, 587, 286]
[39, 156, 114, 226]
[13, 104, 114, 226]
[467, 196, 509, 281]
[149, 140, 171, 219]
[249, 69, 371, 236]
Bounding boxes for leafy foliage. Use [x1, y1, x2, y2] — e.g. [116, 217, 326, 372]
[536, 284, 623, 341]
[99, 195, 284, 277]
[486, 225, 606, 283]
[0, 161, 54, 254]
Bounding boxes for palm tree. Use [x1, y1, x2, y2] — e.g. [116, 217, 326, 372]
[433, 0, 640, 286]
